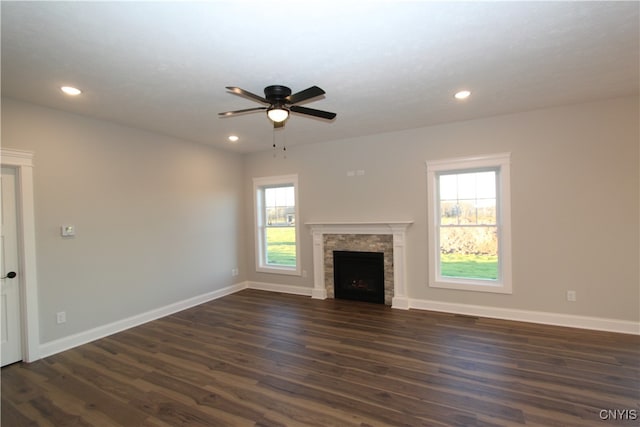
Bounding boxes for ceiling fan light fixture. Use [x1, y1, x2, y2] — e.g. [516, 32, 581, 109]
[267, 106, 289, 123]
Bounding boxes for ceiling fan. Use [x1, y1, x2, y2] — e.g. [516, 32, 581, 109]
[219, 85, 336, 128]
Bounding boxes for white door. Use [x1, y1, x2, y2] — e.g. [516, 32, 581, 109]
[1, 167, 22, 366]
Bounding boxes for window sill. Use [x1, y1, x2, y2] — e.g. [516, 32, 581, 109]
[430, 278, 512, 294]
[257, 265, 301, 276]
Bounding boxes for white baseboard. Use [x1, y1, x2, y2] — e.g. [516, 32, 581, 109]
[38, 282, 248, 359]
[247, 281, 313, 296]
[37, 281, 638, 361]
[409, 298, 640, 335]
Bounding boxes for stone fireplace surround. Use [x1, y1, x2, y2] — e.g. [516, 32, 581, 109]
[306, 221, 413, 309]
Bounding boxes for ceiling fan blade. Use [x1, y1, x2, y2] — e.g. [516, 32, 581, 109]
[290, 105, 336, 120]
[225, 86, 269, 104]
[286, 86, 325, 104]
[218, 107, 267, 117]
[274, 121, 285, 129]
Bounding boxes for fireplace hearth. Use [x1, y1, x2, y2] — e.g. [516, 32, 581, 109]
[333, 250, 385, 304]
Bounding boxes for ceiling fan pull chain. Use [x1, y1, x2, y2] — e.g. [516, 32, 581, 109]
[272, 128, 277, 158]
[282, 130, 287, 159]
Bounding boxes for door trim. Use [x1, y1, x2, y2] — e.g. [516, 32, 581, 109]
[1, 149, 40, 362]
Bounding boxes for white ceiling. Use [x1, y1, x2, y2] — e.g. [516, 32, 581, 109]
[2, 1, 638, 153]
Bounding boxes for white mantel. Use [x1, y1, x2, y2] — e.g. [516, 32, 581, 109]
[306, 221, 413, 309]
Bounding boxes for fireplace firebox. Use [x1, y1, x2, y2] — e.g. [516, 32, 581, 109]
[333, 250, 385, 304]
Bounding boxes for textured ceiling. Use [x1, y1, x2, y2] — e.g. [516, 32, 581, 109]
[2, 1, 638, 153]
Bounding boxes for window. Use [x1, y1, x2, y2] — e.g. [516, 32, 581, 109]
[254, 175, 301, 275]
[426, 153, 512, 293]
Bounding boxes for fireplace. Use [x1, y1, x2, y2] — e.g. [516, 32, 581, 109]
[306, 221, 413, 309]
[333, 251, 385, 304]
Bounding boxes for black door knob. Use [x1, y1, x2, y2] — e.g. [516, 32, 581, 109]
[1, 271, 17, 279]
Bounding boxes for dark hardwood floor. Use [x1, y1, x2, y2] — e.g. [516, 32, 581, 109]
[2, 289, 639, 426]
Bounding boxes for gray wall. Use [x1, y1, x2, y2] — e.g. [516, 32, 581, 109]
[244, 96, 639, 322]
[2, 98, 246, 343]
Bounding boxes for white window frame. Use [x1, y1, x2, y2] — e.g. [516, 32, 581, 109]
[426, 153, 512, 294]
[253, 174, 301, 276]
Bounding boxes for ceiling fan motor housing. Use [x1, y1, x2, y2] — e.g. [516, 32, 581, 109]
[264, 85, 292, 103]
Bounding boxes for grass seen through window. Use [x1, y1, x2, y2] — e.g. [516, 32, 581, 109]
[440, 253, 498, 280]
[266, 227, 296, 266]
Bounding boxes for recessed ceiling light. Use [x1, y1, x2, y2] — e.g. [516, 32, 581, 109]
[60, 86, 82, 96]
[454, 90, 471, 100]
[228, 135, 239, 142]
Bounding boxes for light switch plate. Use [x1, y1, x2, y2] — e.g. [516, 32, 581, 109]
[61, 225, 75, 237]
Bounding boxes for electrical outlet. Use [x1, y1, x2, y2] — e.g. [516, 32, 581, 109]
[302, 269, 307, 278]
[231, 268, 239, 277]
[567, 291, 577, 302]
[56, 311, 66, 324]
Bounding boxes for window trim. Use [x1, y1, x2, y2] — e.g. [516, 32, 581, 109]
[253, 174, 301, 276]
[426, 153, 512, 294]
